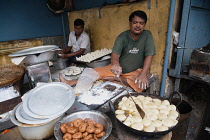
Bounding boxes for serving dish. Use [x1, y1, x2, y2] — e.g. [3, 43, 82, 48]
[54, 110, 112, 140]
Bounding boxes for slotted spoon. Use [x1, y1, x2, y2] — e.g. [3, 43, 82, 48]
[117, 76, 145, 119]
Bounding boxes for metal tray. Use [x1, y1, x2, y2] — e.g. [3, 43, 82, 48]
[8, 45, 59, 57]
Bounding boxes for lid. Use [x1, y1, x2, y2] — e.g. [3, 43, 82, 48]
[8, 45, 59, 57]
[22, 82, 75, 119]
[15, 102, 62, 124]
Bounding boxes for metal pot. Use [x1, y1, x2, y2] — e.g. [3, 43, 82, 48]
[86, 58, 111, 68]
[110, 92, 181, 138]
[53, 58, 68, 70]
[23, 51, 55, 65]
[9, 104, 64, 140]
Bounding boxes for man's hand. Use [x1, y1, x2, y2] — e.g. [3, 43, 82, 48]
[135, 73, 148, 89]
[110, 64, 122, 77]
[58, 53, 68, 58]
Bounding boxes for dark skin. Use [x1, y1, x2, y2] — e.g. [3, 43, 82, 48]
[58, 25, 85, 58]
[106, 16, 153, 89]
[59, 16, 153, 89]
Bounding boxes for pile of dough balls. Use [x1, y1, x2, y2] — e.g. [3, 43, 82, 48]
[65, 66, 84, 76]
[76, 48, 112, 63]
[115, 95, 179, 132]
[60, 118, 106, 140]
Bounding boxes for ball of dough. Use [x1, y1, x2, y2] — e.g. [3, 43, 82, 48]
[152, 98, 162, 104]
[151, 108, 159, 114]
[120, 104, 128, 111]
[142, 118, 152, 126]
[123, 120, 132, 126]
[137, 95, 145, 100]
[157, 113, 168, 120]
[156, 125, 169, 132]
[162, 118, 174, 127]
[124, 116, 134, 123]
[141, 100, 150, 105]
[169, 105, 177, 111]
[159, 109, 169, 115]
[143, 125, 156, 132]
[162, 100, 170, 105]
[152, 120, 162, 127]
[169, 110, 179, 118]
[145, 96, 153, 101]
[122, 96, 128, 101]
[132, 115, 142, 123]
[115, 110, 125, 115]
[146, 112, 158, 121]
[158, 104, 167, 110]
[131, 122, 144, 131]
[116, 114, 126, 121]
[147, 103, 158, 109]
[168, 114, 177, 120]
[171, 119, 178, 126]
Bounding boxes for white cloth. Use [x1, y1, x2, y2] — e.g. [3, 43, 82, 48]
[68, 31, 91, 54]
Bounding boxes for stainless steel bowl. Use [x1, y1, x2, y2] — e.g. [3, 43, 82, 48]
[86, 59, 111, 68]
[54, 110, 112, 140]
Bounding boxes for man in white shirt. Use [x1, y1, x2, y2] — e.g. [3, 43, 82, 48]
[58, 19, 91, 64]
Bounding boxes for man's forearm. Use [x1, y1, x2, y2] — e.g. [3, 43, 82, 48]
[66, 49, 85, 57]
[111, 52, 120, 65]
[62, 46, 72, 53]
[140, 55, 153, 75]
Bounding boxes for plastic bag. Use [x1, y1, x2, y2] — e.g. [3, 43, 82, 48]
[74, 68, 100, 94]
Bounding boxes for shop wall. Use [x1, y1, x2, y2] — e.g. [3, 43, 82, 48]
[68, 0, 171, 79]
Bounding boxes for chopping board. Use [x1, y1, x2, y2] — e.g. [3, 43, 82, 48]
[77, 81, 125, 109]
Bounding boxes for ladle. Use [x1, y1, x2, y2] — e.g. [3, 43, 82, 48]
[117, 77, 145, 119]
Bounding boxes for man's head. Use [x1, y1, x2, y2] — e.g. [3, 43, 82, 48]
[129, 10, 147, 36]
[74, 19, 85, 36]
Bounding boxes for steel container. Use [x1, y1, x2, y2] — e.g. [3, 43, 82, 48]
[23, 51, 55, 65]
[9, 105, 64, 140]
[86, 59, 111, 68]
[54, 110, 112, 140]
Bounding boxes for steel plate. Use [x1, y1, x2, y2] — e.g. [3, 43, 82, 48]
[22, 82, 75, 119]
[8, 45, 59, 57]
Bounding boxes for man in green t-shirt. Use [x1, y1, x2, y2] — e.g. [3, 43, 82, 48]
[102, 10, 156, 92]
[60, 10, 156, 93]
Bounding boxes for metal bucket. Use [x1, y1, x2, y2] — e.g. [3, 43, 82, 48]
[53, 58, 67, 70]
[170, 92, 193, 140]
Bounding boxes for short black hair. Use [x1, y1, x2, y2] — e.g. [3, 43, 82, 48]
[129, 10, 147, 23]
[74, 19, 84, 26]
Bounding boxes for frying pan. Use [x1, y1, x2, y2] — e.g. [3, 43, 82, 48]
[109, 92, 182, 138]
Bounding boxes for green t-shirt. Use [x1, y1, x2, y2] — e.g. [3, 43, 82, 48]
[112, 30, 156, 74]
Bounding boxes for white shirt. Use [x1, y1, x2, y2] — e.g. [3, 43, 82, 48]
[68, 31, 91, 54]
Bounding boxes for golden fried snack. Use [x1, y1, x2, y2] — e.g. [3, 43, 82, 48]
[83, 134, 93, 140]
[93, 134, 99, 140]
[87, 119, 96, 126]
[73, 118, 83, 127]
[63, 133, 72, 140]
[67, 127, 78, 134]
[86, 125, 95, 133]
[82, 132, 88, 138]
[96, 131, 105, 138]
[78, 123, 88, 133]
[72, 132, 83, 139]
[60, 123, 68, 133]
[68, 121, 74, 127]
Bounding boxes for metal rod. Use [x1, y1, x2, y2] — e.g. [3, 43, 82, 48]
[160, 0, 176, 97]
